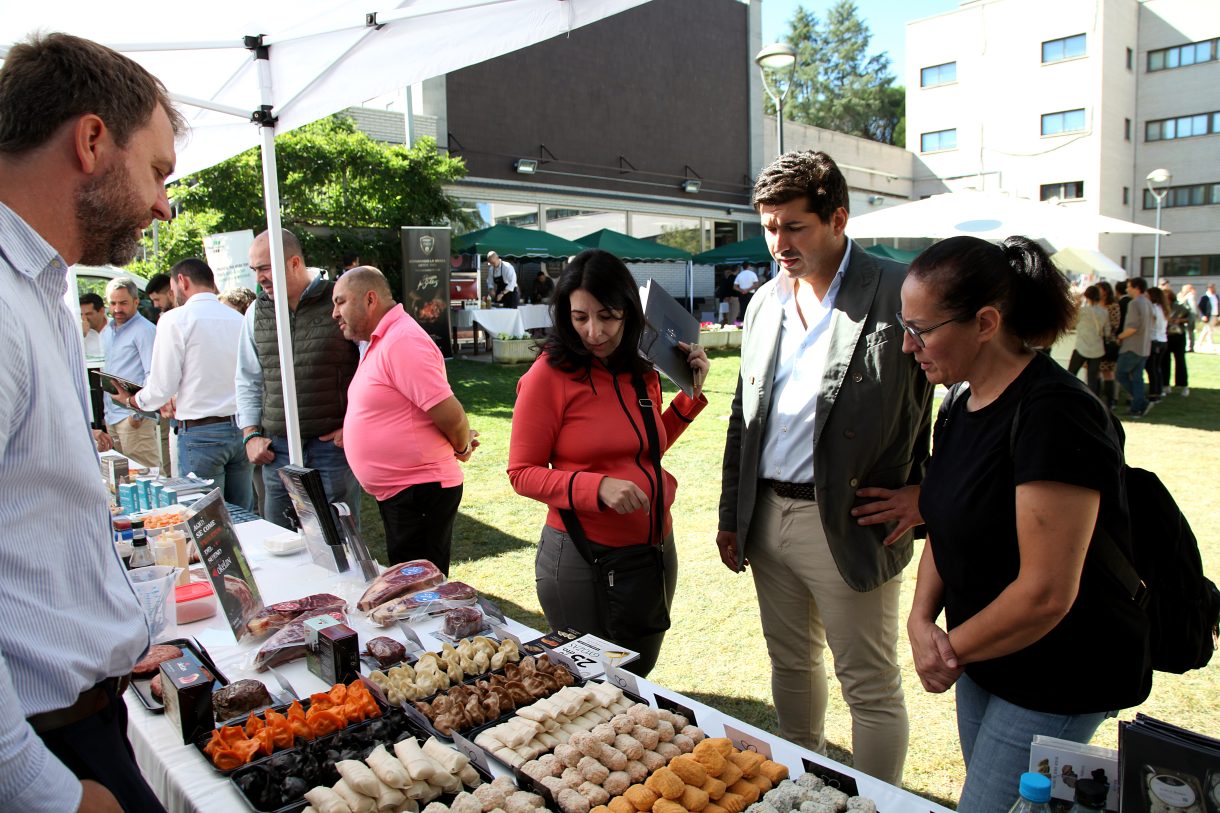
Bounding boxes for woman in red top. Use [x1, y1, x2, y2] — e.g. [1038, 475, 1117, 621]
[508, 250, 709, 676]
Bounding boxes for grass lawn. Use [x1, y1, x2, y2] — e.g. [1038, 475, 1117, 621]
[358, 344, 1220, 809]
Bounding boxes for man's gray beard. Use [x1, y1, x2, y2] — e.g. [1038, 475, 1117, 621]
[75, 166, 144, 266]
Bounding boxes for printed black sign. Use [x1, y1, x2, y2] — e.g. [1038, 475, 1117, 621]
[652, 693, 699, 727]
[401, 226, 452, 357]
[186, 489, 264, 640]
[800, 756, 860, 798]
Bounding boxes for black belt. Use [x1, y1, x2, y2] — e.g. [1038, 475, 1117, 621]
[28, 675, 130, 735]
[179, 415, 234, 430]
[762, 479, 816, 501]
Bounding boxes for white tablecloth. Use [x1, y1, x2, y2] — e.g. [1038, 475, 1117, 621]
[471, 305, 551, 338]
[126, 519, 950, 813]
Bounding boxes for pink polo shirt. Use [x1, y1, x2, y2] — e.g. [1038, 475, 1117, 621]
[343, 304, 462, 501]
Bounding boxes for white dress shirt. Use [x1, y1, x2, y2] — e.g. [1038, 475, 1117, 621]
[134, 291, 244, 419]
[486, 260, 518, 293]
[758, 243, 851, 483]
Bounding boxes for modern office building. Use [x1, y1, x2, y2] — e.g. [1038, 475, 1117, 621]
[905, 0, 1220, 282]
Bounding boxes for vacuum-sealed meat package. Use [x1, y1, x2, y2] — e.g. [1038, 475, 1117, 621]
[356, 559, 443, 610]
[368, 581, 478, 626]
[253, 610, 346, 671]
[246, 593, 347, 636]
[440, 606, 487, 640]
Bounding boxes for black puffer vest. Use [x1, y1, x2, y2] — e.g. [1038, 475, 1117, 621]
[253, 278, 359, 438]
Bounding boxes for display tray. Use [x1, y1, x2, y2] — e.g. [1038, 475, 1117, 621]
[127, 637, 229, 713]
[403, 659, 583, 742]
[229, 715, 492, 813]
[193, 688, 392, 775]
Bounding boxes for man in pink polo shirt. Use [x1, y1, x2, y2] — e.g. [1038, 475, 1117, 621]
[333, 267, 478, 573]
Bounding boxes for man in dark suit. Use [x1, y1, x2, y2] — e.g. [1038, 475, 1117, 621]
[717, 151, 933, 784]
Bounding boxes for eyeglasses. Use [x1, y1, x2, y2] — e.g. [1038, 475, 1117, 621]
[895, 312, 958, 348]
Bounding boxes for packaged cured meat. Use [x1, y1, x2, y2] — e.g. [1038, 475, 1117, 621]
[246, 593, 347, 636]
[441, 606, 487, 640]
[213, 679, 273, 722]
[253, 610, 347, 671]
[363, 637, 408, 669]
[368, 581, 479, 626]
[356, 560, 443, 611]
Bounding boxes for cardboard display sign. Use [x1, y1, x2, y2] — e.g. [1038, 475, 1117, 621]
[722, 724, 774, 759]
[522, 627, 639, 680]
[800, 756, 860, 799]
[185, 489, 264, 640]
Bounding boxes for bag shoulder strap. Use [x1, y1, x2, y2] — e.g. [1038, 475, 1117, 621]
[559, 507, 598, 567]
[632, 371, 666, 550]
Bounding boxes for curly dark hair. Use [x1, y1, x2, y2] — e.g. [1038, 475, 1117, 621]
[542, 249, 652, 378]
[751, 150, 850, 222]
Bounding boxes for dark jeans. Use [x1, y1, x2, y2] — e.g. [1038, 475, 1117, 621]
[1115, 351, 1148, 414]
[38, 681, 166, 812]
[535, 524, 678, 678]
[262, 435, 361, 531]
[1067, 350, 1102, 396]
[376, 481, 463, 574]
[1147, 341, 1166, 398]
[1162, 333, 1189, 387]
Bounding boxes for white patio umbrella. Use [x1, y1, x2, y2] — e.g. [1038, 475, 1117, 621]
[1052, 246, 1128, 281]
[4, 0, 650, 464]
[847, 191, 1166, 248]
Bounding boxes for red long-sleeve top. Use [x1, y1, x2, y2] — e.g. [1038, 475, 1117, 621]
[507, 355, 707, 548]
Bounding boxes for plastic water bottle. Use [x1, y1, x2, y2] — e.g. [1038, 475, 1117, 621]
[1008, 772, 1053, 813]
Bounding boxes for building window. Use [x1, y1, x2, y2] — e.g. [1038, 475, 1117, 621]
[1126, 47, 1133, 70]
[920, 128, 957, 153]
[1040, 181, 1084, 201]
[1143, 182, 1220, 210]
[920, 61, 957, 87]
[1123, 187, 1130, 205]
[1140, 254, 1220, 277]
[1125, 118, 1131, 141]
[1041, 109, 1087, 136]
[1042, 34, 1086, 63]
[1146, 111, 1220, 141]
[1148, 38, 1219, 72]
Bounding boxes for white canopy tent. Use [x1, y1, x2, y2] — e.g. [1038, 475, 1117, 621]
[4, 0, 650, 464]
[846, 190, 1167, 249]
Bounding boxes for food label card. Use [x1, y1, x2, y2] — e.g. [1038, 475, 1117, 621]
[476, 597, 505, 623]
[722, 724, 773, 759]
[523, 627, 639, 680]
[602, 662, 641, 696]
[800, 757, 860, 798]
[186, 489, 264, 640]
[452, 730, 492, 774]
[653, 692, 699, 727]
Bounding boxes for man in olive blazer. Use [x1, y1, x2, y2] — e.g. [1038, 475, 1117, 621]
[717, 152, 933, 784]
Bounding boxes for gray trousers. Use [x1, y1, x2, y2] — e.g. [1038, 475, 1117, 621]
[535, 524, 677, 677]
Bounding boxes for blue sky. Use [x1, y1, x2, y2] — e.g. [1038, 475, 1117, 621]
[760, 0, 960, 76]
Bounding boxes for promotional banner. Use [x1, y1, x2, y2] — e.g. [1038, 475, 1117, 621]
[401, 226, 452, 357]
[204, 229, 257, 292]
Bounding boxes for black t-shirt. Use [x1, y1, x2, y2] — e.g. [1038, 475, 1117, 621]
[920, 353, 1151, 713]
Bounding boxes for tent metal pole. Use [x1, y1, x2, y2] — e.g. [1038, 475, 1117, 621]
[687, 260, 693, 314]
[253, 45, 305, 467]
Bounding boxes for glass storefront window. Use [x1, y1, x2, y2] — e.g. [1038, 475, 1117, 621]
[544, 208, 627, 240]
[630, 213, 702, 253]
[454, 200, 539, 233]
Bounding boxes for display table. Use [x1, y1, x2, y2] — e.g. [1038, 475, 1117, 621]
[471, 305, 552, 338]
[125, 519, 950, 813]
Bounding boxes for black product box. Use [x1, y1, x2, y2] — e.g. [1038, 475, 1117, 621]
[308, 623, 359, 685]
[159, 656, 216, 745]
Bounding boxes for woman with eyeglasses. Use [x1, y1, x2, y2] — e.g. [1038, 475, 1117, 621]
[897, 236, 1151, 812]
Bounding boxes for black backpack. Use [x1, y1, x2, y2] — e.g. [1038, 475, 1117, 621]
[941, 381, 1220, 674]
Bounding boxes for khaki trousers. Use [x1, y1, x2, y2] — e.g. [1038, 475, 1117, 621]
[107, 415, 161, 470]
[747, 486, 908, 784]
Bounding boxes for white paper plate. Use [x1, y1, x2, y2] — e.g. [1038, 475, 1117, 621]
[263, 531, 305, 556]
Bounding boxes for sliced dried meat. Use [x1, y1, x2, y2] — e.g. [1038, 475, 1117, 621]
[246, 593, 347, 636]
[356, 560, 443, 611]
[213, 679, 274, 721]
[368, 581, 478, 626]
[254, 610, 346, 671]
[364, 636, 407, 669]
[133, 644, 183, 677]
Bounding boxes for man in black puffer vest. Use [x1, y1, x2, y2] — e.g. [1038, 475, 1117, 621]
[236, 229, 362, 529]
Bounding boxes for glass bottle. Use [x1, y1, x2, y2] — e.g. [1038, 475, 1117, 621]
[128, 535, 155, 569]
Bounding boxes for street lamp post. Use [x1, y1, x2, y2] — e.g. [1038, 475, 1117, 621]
[755, 43, 797, 158]
[1146, 168, 1171, 287]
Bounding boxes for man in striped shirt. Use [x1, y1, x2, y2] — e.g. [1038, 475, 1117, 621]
[0, 33, 183, 812]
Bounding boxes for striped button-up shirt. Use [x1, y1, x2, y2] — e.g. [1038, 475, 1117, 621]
[0, 201, 149, 813]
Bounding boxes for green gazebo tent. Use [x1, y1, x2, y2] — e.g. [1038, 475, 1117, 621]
[692, 236, 772, 266]
[864, 244, 921, 264]
[453, 224, 585, 259]
[574, 229, 693, 262]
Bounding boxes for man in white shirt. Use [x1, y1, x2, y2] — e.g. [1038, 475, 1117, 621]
[78, 291, 106, 357]
[733, 262, 760, 315]
[485, 251, 519, 307]
[116, 258, 253, 508]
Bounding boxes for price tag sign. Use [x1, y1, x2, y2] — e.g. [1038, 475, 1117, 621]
[477, 597, 506, 623]
[722, 724, 773, 759]
[601, 661, 641, 695]
[800, 757, 860, 798]
[452, 730, 491, 775]
[489, 622, 521, 647]
[652, 693, 699, 727]
[396, 623, 425, 653]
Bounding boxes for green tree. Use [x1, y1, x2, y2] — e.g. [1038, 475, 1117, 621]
[127, 209, 222, 278]
[767, 1, 904, 146]
[162, 115, 472, 286]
